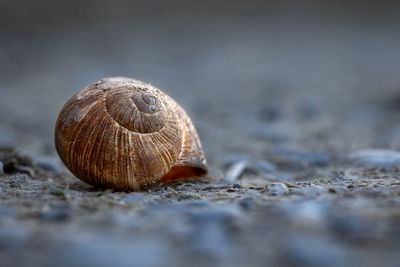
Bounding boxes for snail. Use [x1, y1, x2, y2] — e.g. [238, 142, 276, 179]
[54, 77, 208, 190]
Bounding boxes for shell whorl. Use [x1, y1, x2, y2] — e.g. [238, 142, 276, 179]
[104, 83, 168, 133]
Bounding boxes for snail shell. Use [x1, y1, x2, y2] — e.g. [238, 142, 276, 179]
[55, 77, 207, 190]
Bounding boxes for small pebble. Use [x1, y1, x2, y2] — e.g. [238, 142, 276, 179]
[225, 160, 248, 182]
[291, 185, 326, 195]
[265, 183, 289, 196]
[9, 181, 21, 188]
[328, 186, 347, 194]
[0, 147, 33, 173]
[12, 174, 28, 183]
[15, 166, 35, 177]
[348, 149, 400, 169]
[48, 186, 65, 197]
[232, 183, 242, 189]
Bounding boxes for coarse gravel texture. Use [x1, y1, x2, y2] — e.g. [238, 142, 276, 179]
[1, 1, 400, 266]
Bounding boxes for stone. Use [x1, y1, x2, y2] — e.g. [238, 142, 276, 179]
[11, 174, 29, 183]
[291, 185, 327, 195]
[232, 183, 242, 189]
[225, 160, 248, 182]
[15, 165, 35, 177]
[328, 186, 347, 194]
[348, 149, 400, 169]
[9, 181, 21, 188]
[0, 147, 33, 173]
[265, 183, 289, 196]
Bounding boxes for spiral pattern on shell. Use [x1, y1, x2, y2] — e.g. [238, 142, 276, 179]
[55, 77, 207, 190]
[105, 83, 167, 133]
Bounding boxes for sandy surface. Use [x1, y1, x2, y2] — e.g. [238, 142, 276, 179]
[1, 1, 400, 266]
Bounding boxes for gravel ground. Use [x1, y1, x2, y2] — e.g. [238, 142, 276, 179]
[1, 1, 400, 266]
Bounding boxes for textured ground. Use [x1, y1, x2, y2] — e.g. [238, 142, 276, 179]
[1, 1, 400, 266]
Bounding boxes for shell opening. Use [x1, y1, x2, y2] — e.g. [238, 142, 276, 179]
[157, 166, 207, 182]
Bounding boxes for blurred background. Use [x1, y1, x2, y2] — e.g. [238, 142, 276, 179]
[1, 1, 400, 267]
[1, 0, 400, 165]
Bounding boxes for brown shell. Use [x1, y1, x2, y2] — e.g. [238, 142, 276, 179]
[54, 77, 207, 190]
